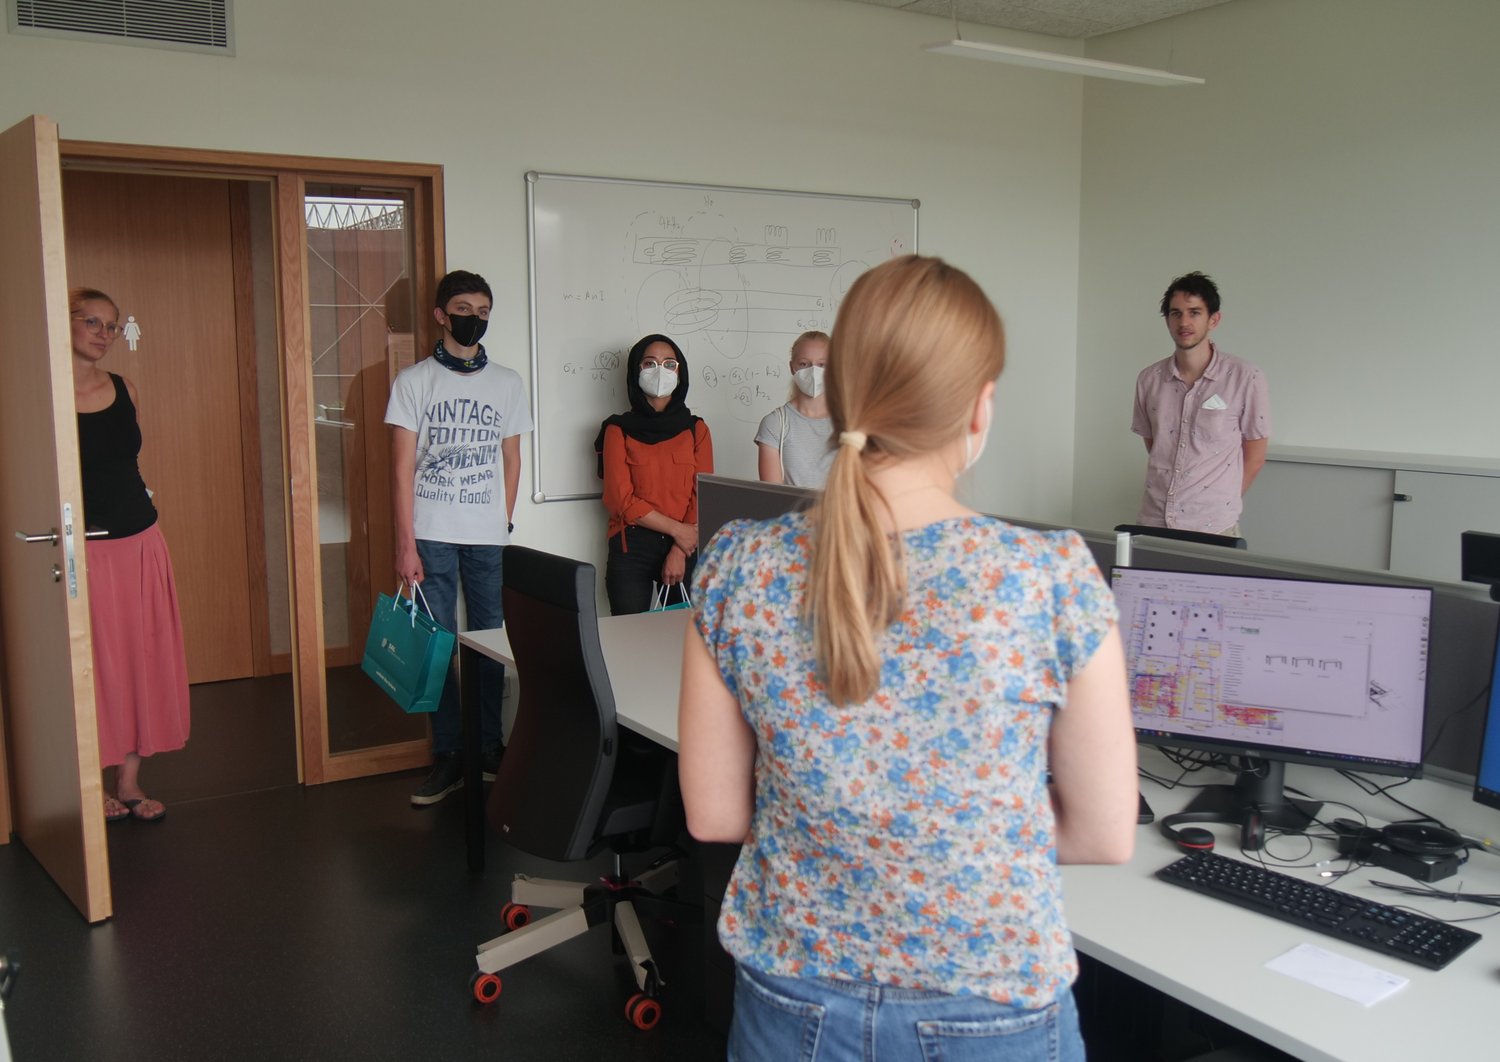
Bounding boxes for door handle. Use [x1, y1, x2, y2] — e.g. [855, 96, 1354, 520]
[13, 529, 105, 541]
[16, 504, 91, 598]
[1392, 493, 1413, 502]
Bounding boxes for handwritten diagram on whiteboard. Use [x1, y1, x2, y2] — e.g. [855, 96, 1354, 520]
[526, 172, 918, 500]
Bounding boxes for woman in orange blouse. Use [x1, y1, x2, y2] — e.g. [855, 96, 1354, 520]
[595, 333, 714, 615]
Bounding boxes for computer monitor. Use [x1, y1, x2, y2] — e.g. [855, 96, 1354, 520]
[1473, 619, 1500, 811]
[1112, 566, 1431, 833]
[697, 473, 816, 543]
[1113, 524, 1248, 550]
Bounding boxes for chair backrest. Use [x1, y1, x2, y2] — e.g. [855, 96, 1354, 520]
[1114, 523, 1248, 550]
[488, 546, 619, 862]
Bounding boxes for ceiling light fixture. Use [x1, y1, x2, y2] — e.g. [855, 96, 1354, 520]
[923, 39, 1203, 86]
[924, 1, 1202, 87]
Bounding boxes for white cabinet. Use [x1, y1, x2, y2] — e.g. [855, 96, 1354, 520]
[1389, 469, 1500, 584]
[1240, 448, 1500, 583]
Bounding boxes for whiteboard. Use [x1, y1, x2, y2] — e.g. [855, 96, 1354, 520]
[525, 172, 918, 501]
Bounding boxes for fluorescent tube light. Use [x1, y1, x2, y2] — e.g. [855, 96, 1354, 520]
[925, 39, 1204, 86]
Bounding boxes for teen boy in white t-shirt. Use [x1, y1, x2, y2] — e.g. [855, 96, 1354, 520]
[386, 270, 532, 806]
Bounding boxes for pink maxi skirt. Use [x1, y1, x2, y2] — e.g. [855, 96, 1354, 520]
[86, 522, 191, 767]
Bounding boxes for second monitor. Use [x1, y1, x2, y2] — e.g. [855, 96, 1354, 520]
[1112, 567, 1431, 833]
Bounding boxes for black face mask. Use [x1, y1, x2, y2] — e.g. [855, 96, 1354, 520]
[445, 313, 488, 347]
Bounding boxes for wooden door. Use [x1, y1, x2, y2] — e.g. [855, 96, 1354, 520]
[61, 170, 255, 685]
[50, 139, 446, 787]
[0, 115, 111, 921]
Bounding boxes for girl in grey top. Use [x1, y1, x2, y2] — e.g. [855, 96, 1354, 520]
[755, 330, 833, 488]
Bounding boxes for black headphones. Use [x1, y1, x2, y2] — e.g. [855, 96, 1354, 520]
[1160, 810, 1265, 853]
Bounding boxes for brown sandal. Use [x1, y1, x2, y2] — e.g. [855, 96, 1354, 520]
[122, 797, 166, 822]
[104, 795, 131, 823]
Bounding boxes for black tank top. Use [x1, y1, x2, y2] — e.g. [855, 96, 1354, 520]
[76, 373, 158, 538]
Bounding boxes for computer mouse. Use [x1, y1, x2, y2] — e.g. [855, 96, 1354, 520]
[1241, 812, 1264, 852]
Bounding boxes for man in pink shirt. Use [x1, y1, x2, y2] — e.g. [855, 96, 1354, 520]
[1130, 272, 1270, 536]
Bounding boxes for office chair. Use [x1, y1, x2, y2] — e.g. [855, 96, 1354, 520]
[471, 545, 686, 1031]
[1114, 523, 1248, 550]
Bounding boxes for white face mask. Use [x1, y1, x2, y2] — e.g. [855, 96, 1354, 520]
[792, 365, 825, 398]
[963, 396, 994, 473]
[638, 365, 678, 399]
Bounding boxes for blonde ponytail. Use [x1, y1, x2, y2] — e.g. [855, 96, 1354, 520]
[806, 256, 1004, 706]
[809, 430, 904, 705]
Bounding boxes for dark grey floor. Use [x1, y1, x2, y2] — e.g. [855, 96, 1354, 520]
[123, 665, 433, 808]
[0, 772, 726, 1062]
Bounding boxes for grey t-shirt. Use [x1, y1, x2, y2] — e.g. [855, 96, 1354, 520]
[754, 403, 834, 488]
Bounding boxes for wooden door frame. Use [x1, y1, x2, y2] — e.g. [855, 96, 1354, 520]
[59, 140, 445, 785]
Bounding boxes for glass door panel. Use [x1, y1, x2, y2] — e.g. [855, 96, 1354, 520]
[304, 186, 426, 754]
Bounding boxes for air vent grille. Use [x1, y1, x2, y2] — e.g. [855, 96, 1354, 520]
[10, 0, 232, 54]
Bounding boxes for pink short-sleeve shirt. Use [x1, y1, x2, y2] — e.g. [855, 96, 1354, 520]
[1131, 344, 1270, 532]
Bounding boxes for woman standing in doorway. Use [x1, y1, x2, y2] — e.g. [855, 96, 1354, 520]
[72, 287, 191, 823]
[596, 333, 714, 615]
[680, 257, 1136, 1059]
[755, 330, 834, 488]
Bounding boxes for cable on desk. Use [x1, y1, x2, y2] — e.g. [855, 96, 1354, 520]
[1255, 802, 1374, 874]
[1458, 835, 1500, 857]
[1139, 748, 1238, 793]
[1367, 878, 1500, 925]
[1334, 771, 1447, 824]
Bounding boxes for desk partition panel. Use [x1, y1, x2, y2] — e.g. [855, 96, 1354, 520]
[695, 476, 1499, 778]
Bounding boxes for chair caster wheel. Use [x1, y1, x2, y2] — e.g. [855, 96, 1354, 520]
[501, 901, 531, 931]
[470, 970, 502, 1005]
[625, 991, 661, 1030]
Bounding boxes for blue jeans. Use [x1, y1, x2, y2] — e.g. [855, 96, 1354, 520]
[414, 540, 504, 756]
[729, 965, 1084, 1062]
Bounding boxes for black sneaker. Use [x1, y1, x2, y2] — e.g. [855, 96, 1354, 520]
[481, 749, 502, 783]
[411, 754, 463, 807]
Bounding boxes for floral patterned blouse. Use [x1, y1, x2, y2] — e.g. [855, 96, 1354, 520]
[693, 512, 1115, 1005]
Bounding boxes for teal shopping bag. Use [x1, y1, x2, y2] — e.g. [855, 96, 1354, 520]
[650, 581, 693, 613]
[361, 583, 456, 713]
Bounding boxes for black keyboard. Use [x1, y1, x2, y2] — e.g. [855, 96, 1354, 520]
[1157, 851, 1481, 970]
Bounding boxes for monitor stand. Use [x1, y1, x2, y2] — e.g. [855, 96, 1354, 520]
[1178, 757, 1321, 835]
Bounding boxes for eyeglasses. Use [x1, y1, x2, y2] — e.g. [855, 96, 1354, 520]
[72, 315, 123, 339]
[642, 360, 679, 372]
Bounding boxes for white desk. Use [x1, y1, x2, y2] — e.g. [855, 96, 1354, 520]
[462, 613, 1500, 1060]
[1070, 751, 1500, 1062]
[459, 608, 688, 752]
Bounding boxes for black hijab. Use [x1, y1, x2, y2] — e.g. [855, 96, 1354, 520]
[594, 334, 699, 475]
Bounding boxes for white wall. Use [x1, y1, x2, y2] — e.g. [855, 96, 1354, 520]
[1, 0, 1088, 576]
[1073, 0, 1500, 532]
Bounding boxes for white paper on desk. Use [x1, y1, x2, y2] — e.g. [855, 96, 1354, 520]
[1264, 943, 1408, 1006]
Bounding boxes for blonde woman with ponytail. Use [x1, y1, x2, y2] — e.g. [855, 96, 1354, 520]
[679, 256, 1136, 1061]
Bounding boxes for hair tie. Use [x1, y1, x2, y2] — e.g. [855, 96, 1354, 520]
[838, 430, 868, 453]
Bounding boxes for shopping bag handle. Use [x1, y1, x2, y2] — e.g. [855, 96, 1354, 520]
[652, 581, 692, 611]
[392, 580, 437, 628]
